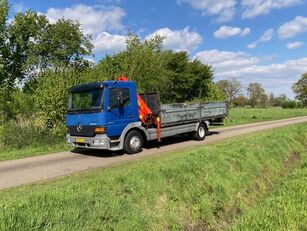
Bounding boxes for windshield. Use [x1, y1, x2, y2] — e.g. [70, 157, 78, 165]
[68, 88, 103, 112]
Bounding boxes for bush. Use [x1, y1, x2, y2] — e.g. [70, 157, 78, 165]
[1, 116, 64, 149]
[10, 90, 35, 117]
[34, 68, 98, 126]
[0, 87, 34, 123]
[281, 100, 297, 109]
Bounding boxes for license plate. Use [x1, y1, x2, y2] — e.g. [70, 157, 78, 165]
[75, 138, 85, 143]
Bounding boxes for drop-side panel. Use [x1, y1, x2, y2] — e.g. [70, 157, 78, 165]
[160, 102, 227, 127]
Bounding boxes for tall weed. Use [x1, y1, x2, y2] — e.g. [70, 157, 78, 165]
[1, 116, 64, 149]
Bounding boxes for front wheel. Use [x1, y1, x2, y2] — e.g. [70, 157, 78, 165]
[124, 130, 143, 154]
[193, 124, 206, 141]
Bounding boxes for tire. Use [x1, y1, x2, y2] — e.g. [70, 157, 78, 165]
[193, 123, 206, 141]
[123, 130, 143, 154]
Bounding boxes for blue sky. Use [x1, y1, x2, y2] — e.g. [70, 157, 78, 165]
[9, 0, 307, 98]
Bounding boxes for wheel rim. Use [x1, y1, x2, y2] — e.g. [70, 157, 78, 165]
[130, 136, 141, 150]
[198, 126, 205, 138]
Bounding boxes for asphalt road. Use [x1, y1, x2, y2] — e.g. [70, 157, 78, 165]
[1, 116, 307, 190]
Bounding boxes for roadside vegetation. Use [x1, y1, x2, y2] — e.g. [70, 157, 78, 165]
[0, 123, 306, 230]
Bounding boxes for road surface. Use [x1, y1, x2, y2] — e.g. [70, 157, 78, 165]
[1, 116, 307, 190]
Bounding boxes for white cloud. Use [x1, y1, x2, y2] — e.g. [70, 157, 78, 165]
[93, 27, 203, 54]
[217, 57, 307, 97]
[44, 4, 126, 35]
[214, 26, 251, 38]
[179, 0, 303, 22]
[146, 27, 203, 51]
[240, 27, 251, 37]
[196, 49, 307, 97]
[195, 49, 259, 72]
[241, 0, 303, 18]
[93, 32, 126, 53]
[12, 2, 27, 13]
[178, 0, 236, 22]
[278, 16, 307, 38]
[247, 28, 274, 49]
[286, 41, 304, 49]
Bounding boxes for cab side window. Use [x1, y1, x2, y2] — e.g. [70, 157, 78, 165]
[109, 88, 130, 109]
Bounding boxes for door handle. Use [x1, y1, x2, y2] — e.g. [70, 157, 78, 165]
[128, 115, 134, 118]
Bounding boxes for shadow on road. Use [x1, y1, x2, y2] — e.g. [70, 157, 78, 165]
[71, 131, 220, 158]
[71, 148, 124, 158]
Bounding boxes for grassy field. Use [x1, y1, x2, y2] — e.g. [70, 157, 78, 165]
[230, 166, 306, 231]
[0, 123, 306, 230]
[0, 107, 306, 162]
[224, 107, 307, 126]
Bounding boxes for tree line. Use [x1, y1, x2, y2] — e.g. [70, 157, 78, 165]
[216, 76, 307, 109]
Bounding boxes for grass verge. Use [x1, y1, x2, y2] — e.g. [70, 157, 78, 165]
[224, 107, 307, 126]
[0, 123, 306, 230]
[229, 164, 307, 231]
[0, 142, 71, 161]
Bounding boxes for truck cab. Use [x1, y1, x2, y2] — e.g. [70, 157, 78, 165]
[66, 80, 142, 152]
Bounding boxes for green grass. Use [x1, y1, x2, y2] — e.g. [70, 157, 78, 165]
[224, 107, 307, 126]
[229, 165, 307, 231]
[0, 142, 71, 161]
[0, 123, 306, 230]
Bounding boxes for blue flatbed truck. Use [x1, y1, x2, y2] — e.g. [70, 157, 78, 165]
[66, 79, 227, 154]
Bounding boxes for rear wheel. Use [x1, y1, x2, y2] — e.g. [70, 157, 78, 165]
[193, 123, 206, 141]
[124, 130, 143, 154]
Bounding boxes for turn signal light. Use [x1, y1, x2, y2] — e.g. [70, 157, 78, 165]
[94, 127, 106, 134]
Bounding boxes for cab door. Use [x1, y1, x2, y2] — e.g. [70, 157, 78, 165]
[106, 87, 137, 137]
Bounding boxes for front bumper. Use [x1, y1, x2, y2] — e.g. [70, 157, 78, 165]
[67, 134, 111, 150]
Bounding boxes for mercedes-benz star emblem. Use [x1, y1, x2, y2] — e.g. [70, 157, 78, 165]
[77, 123, 83, 132]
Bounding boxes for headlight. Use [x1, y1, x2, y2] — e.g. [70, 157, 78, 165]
[93, 139, 107, 145]
[93, 140, 100, 145]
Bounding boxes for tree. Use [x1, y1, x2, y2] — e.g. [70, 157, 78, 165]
[37, 18, 93, 69]
[1, 9, 93, 88]
[188, 58, 213, 100]
[273, 94, 288, 107]
[93, 34, 170, 95]
[204, 82, 226, 101]
[0, 86, 13, 122]
[268, 93, 288, 107]
[6, 11, 49, 85]
[216, 78, 242, 107]
[94, 34, 215, 103]
[233, 95, 248, 107]
[292, 73, 307, 106]
[0, 0, 9, 86]
[162, 51, 192, 102]
[281, 100, 297, 109]
[268, 93, 276, 106]
[247, 82, 267, 107]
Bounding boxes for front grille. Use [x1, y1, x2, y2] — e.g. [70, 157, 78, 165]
[68, 125, 97, 137]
